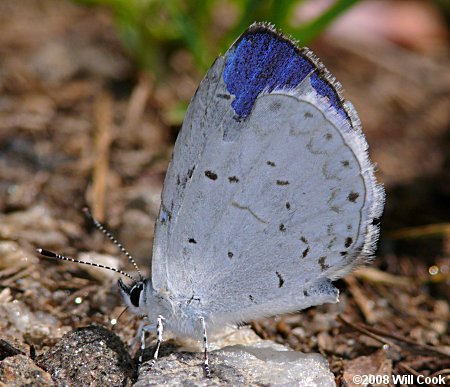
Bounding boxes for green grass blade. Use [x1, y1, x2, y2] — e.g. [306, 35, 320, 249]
[291, 0, 361, 44]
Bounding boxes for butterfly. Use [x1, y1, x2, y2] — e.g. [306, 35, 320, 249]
[39, 22, 384, 376]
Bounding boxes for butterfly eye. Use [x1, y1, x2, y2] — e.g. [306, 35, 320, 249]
[130, 283, 143, 307]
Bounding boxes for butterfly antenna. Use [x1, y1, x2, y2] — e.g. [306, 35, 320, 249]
[83, 207, 144, 281]
[37, 248, 137, 282]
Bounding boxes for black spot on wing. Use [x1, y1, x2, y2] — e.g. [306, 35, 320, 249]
[267, 161, 276, 167]
[276, 180, 289, 186]
[187, 295, 200, 305]
[205, 170, 218, 180]
[188, 166, 195, 178]
[228, 176, 239, 183]
[302, 246, 310, 258]
[279, 224, 286, 232]
[228, 251, 234, 258]
[345, 237, 353, 248]
[348, 191, 359, 202]
[188, 238, 197, 244]
[179, 166, 196, 189]
[286, 202, 291, 210]
[276, 271, 285, 288]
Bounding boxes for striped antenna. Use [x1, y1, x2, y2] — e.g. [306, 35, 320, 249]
[37, 248, 137, 282]
[83, 207, 143, 281]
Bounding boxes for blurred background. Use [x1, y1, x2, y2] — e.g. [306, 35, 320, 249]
[0, 0, 449, 383]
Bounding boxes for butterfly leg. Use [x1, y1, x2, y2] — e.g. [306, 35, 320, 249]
[133, 319, 151, 360]
[138, 322, 155, 363]
[199, 316, 211, 377]
[146, 315, 164, 369]
[138, 316, 164, 367]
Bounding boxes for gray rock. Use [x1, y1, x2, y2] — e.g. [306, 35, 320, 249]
[136, 340, 336, 387]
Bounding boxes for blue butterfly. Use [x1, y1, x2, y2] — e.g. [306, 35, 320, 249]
[40, 22, 384, 376]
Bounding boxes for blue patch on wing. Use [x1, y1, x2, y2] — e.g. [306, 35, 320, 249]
[223, 28, 348, 121]
[224, 31, 313, 119]
[310, 73, 348, 120]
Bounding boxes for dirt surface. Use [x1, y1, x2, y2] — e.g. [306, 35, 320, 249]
[0, 0, 449, 385]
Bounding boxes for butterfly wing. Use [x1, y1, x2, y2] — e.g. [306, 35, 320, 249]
[152, 23, 384, 326]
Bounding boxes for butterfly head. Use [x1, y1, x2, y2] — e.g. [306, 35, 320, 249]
[118, 278, 148, 316]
